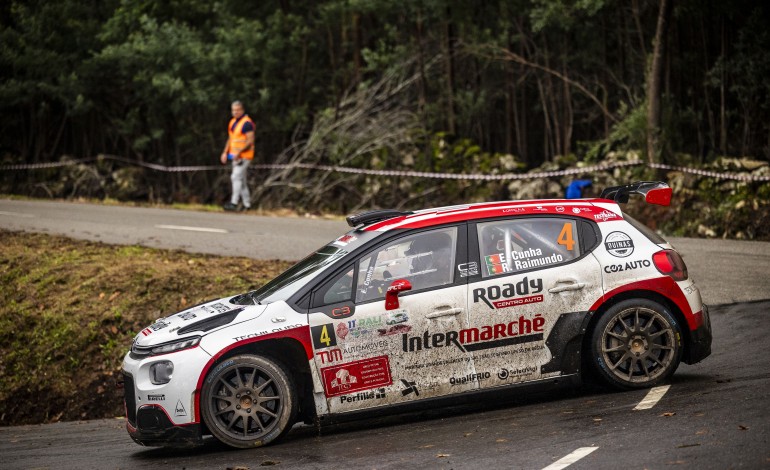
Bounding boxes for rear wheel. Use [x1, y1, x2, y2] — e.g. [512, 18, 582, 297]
[201, 355, 297, 448]
[589, 299, 682, 390]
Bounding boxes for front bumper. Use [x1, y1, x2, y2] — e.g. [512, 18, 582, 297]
[126, 405, 203, 447]
[683, 304, 712, 365]
[121, 344, 211, 447]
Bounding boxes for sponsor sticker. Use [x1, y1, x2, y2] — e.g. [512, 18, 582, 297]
[232, 324, 304, 342]
[449, 372, 491, 386]
[400, 378, 419, 396]
[402, 314, 545, 353]
[339, 387, 385, 403]
[473, 276, 544, 310]
[147, 394, 165, 401]
[335, 322, 350, 339]
[458, 262, 479, 277]
[179, 311, 197, 321]
[604, 231, 635, 257]
[603, 259, 650, 273]
[316, 348, 344, 364]
[321, 356, 392, 397]
[332, 234, 357, 246]
[498, 366, 537, 380]
[174, 399, 187, 417]
[341, 340, 388, 355]
[594, 210, 620, 222]
[202, 302, 231, 314]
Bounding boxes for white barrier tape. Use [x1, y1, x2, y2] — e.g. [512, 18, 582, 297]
[649, 162, 770, 182]
[2, 155, 768, 182]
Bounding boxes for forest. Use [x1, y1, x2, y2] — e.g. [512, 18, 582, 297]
[1, 0, 769, 225]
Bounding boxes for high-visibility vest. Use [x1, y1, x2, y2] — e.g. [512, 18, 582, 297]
[227, 115, 255, 160]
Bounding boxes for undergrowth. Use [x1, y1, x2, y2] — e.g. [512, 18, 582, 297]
[0, 230, 290, 425]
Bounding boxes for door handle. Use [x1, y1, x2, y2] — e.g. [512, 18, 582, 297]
[548, 280, 586, 293]
[426, 308, 464, 319]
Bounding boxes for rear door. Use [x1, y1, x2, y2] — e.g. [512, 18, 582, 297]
[466, 215, 603, 388]
[307, 225, 478, 413]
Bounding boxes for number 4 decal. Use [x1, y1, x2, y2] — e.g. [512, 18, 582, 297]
[311, 324, 337, 349]
[557, 222, 576, 251]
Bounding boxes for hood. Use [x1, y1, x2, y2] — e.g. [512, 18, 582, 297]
[133, 297, 267, 348]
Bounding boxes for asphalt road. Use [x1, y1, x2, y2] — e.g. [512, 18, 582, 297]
[1, 198, 769, 305]
[1, 199, 769, 469]
[2, 301, 768, 469]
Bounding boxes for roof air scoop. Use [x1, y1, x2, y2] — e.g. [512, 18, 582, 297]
[600, 181, 672, 207]
[346, 209, 413, 228]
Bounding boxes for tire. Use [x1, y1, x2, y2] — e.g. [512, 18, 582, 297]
[201, 355, 297, 448]
[589, 299, 682, 390]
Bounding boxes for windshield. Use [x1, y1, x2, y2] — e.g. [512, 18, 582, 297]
[251, 245, 348, 303]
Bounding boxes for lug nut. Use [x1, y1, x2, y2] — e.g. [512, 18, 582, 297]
[247, 408, 251, 413]
[236, 393, 240, 398]
[236, 405, 241, 410]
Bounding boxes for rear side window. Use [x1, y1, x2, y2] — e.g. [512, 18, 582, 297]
[623, 213, 667, 244]
[477, 218, 581, 278]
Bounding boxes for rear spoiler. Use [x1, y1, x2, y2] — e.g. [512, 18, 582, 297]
[599, 181, 672, 206]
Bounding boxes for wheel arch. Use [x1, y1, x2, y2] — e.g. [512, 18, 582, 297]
[583, 289, 691, 361]
[195, 328, 317, 431]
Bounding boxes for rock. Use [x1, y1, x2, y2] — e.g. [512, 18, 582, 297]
[697, 224, 716, 238]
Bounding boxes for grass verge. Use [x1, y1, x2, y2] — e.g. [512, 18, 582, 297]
[0, 230, 290, 426]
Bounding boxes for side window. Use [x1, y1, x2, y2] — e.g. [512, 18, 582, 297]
[356, 227, 458, 303]
[313, 266, 355, 307]
[477, 218, 580, 277]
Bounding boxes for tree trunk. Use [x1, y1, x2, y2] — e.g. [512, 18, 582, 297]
[443, 5, 456, 135]
[646, 0, 672, 164]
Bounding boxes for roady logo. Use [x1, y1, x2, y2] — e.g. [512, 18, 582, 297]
[402, 314, 545, 353]
[604, 231, 634, 257]
[473, 276, 544, 309]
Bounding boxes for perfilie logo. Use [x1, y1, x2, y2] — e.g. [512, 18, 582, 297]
[604, 231, 634, 257]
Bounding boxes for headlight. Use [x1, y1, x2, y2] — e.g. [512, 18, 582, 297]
[132, 336, 201, 357]
[150, 361, 174, 385]
[150, 336, 201, 355]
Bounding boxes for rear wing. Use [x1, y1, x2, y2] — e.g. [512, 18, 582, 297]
[599, 181, 672, 206]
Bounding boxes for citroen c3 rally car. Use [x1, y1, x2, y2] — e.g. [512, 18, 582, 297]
[122, 181, 712, 448]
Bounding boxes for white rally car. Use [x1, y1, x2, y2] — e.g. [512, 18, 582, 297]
[122, 181, 712, 448]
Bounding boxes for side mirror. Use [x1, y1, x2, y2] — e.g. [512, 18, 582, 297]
[385, 279, 412, 310]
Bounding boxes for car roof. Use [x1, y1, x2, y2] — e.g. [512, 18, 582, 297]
[361, 198, 620, 232]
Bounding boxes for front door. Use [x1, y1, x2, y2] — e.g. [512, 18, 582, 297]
[466, 216, 603, 388]
[308, 225, 477, 413]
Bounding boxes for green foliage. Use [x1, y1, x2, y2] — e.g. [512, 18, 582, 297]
[0, 0, 768, 213]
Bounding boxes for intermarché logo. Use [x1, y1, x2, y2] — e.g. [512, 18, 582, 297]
[401, 314, 545, 353]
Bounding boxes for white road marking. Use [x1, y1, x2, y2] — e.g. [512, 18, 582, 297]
[542, 447, 599, 470]
[0, 210, 35, 218]
[633, 385, 671, 411]
[155, 224, 228, 234]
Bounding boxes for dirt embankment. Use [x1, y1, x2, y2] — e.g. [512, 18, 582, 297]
[0, 230, 290, 426]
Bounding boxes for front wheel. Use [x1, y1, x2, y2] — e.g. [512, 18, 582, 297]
[201, 355, 297, 448]
[589, 299, 682, 390]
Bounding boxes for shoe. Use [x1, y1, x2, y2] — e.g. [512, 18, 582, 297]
[223, 202, 237, 211]
[240, 206, 251, 212]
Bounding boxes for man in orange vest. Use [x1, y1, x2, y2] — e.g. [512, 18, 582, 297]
[220, 100, 255, 211]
